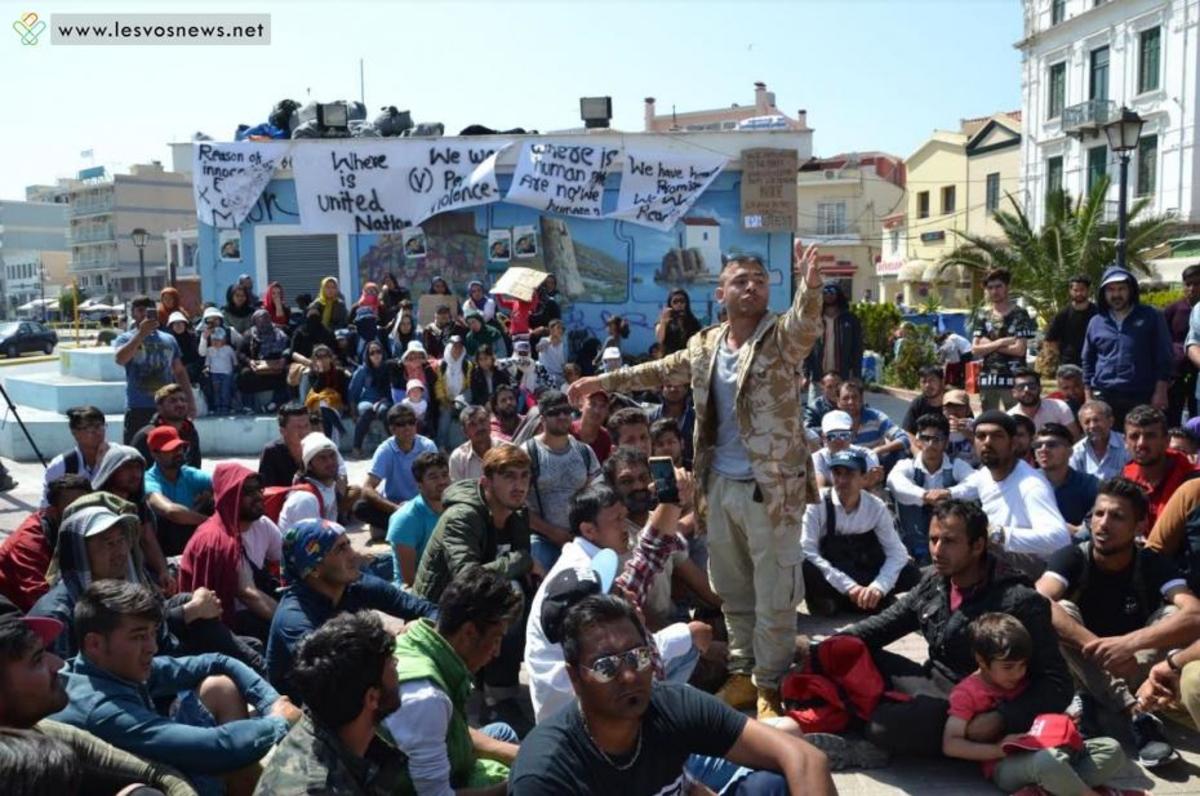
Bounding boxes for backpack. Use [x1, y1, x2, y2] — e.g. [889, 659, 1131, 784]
[262, 481, 325, 524]
[780, 635, 909, 733]
[522, 437, 593, 517]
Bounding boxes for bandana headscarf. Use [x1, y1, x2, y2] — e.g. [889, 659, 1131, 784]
[357, 282, 381, 311]
[283, 518, 345, 581]
[315, 277, 340, 329]
[157, 287, 185, 327]
[264, 281, 288, 325]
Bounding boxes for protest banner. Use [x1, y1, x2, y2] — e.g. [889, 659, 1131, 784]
[741, 148, 798, 232]
[291, 139, 511, 233]
[610, 145, 727, 231]
[504, 140, 618, 218]
[193, 141, 290, 229]
[491, 266, 549, 302]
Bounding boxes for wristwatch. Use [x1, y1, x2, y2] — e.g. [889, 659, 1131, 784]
[1167, 648, 1184, 672]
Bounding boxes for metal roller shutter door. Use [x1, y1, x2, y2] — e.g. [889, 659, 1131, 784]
[264, 235, 339, 304]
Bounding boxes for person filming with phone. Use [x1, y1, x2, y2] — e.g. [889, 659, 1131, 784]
[113, 295, 196, 444]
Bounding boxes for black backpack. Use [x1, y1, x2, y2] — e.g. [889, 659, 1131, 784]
[522, 437, 593, 517]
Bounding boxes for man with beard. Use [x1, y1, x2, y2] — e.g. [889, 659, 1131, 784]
[1048, 364, 1088, 417]
[1121, 404, 1198, 527]
[498, 340, 552, 408]
[510, 594, 835, 795]
[0, 607, 196, 796]
[805, 370, 843, 430]
[1071, 399, 1129, 481]
[1036, 477, 1200, 769]
[114, 296, 196, 444]
[179, 464, 281, 641]
[1045, 275, 1098, 368]
[131, 384, 203, 470]
[144, 426, 213, 557]
[0, 475, 92, 611]
[934, 411, 1070, 570]
[90, 443, 171, 594]
[489, 384, 524, 442]
[1164, 264, 1200, 424]
[1033, 423, 1099, 536]
[1083, 266, 1173, 426]
[805, 282, 862, 382]
[970, 268, 1037, 411]
[1007, 368, 1080, 439]
[901, 366, 947, 434]
[387, 568, 526, 796]
[603, 447, 720, 630]
[841, 500, 1072, 757]
[449, 405, 499, 482]
[256, 611, 409, 795]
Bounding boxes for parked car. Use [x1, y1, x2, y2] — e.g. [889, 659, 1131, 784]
[0, 321, 57, 357]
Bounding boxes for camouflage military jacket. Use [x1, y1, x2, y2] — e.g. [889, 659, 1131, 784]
[598, 281, 823, 535]
[254, 714, 409, 796]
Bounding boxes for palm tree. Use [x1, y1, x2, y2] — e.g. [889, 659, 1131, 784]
[938, 177, 1175, 323]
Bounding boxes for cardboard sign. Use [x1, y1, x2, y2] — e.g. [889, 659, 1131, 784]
[291, 139, 511, 233]
[504, 139, 618, 218]
[192, 141, 290, 229]
[741, 148, 798, 232]
[417, 294, 457, 326]
[490, 266, 548, 302]
[610, 145, 727, 231]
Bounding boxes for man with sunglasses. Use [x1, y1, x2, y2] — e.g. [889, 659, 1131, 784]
[1033, 422, 1099, 537]
[969, 268, 1036, 411]
[510, 594, 835, 795]
[356, 403, 438, 537]
[812, 410, 880, 489]
[888, 413, 976, 564]
[1007, 368, 1081, 440]
[144, 425, 213, 557]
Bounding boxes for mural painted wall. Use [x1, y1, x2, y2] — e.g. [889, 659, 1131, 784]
[197, 170, 794, 356]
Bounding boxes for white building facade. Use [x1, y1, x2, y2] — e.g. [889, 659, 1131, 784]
[1017, 0, 1200, 229]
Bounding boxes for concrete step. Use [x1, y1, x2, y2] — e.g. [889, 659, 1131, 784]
[4, 373, 127, 414]
[58, 347, 125, 382]
[0, 407, 344, 462]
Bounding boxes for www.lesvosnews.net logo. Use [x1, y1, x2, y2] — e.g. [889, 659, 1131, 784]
[13, 11, 46, 45]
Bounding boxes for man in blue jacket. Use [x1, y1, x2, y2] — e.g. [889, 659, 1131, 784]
[52, 580, 301, 796]
[1082, 265, 1173, 427]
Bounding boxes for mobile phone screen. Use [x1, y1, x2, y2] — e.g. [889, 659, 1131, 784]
[648, 456, 679, 504]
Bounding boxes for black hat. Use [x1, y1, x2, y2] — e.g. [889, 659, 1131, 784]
[974, 409, 1017, 436]
[540, 567, 603, 645]
[538, 389, 571, 416]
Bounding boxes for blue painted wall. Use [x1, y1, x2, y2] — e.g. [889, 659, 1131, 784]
[196, 170, 794, 356]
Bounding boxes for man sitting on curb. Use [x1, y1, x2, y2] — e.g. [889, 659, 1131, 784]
[1035, 476, 1200, 768]
[265, 518, 438, 697]
[385, 568, 524, 796]
[277, 433, 342, 530]
[131, 384, 203, 470]
[842, 499, 1073, 757]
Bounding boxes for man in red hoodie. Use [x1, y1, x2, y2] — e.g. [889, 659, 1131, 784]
[179, 463, 281, 641]
[1121, 405, 1199, 527]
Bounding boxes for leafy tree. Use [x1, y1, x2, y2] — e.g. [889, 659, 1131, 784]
[852, 301, 902, 356]
[58, 285, 86, 318]
[938, 177, 1174, 323]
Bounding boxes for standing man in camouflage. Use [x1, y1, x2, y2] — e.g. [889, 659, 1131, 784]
[569, 240, 824, 719]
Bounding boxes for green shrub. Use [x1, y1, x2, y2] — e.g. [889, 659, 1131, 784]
[1141, 287, 1184, 309]
[852, 301, 902, 356]
[885, 325, 939, 389]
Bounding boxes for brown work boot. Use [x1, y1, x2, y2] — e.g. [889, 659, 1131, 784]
[716, 673, 756, 711]
[757, 687, 784, 720]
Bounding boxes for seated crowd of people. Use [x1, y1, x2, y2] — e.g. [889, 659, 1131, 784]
[1, 268, 1200, 795]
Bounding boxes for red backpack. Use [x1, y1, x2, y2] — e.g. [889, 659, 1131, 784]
[780, 635, 909, 733]
[262, 481, 325, 524]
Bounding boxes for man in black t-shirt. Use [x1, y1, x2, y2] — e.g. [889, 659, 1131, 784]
[1045, 275, 1098, 368]
[901, 365, 946, 433]
[970, 268, 1037, 410]
[509, 594, 834, 796]
[1035, 476, 1200, 768]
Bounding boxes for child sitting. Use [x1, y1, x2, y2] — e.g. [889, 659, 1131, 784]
[400, 378, 429, 433]
[944, 613, 1134, 796]
[204, 327, 238, 415]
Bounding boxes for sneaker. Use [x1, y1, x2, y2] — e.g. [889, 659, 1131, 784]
[757, 687, 783, 720]
[716, 673, 756, 711]
[1065, 692, 1085, 721]
[1130, 711, 1179, 768]
[802, 733, 890, 771]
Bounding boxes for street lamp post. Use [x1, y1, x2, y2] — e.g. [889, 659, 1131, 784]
[1103, 106, 1146, 270]
[130, 228, 149, 297]
[39, 263, 45, 323]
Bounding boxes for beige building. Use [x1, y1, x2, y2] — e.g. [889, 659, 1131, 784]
[796, 153, 906, 302]
[68, 162, 194, 299]
[644, 81, 810, 132]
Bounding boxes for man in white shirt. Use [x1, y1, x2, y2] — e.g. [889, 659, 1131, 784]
[887, 413, 977, 564]
[277, 433, 341, 532]
[1070, 399, 1129, 481]
[812, 410, 880, 489]
[41, 405, 109, 508]
[525, 483, 708, 723]
[937, 410, 1071, 575]
[448, 405, 497, 482]
[801, 450, 918, 617]
[1007, 368, 1081, 440]
[535, 319, 567, 386]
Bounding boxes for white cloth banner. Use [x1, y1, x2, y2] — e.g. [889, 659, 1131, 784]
[291, 139, 511, 233]
[192, 142, 290, 229]
[609, 145, 728, 231]
[504, 139, 619, 218]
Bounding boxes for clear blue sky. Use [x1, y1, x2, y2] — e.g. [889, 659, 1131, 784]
[0, 0, 1023, 200]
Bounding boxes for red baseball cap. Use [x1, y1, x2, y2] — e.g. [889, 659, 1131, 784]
[0, 598, 64, 648]
[1001, 714, 1083, 754]
[147, 425, 187, 453]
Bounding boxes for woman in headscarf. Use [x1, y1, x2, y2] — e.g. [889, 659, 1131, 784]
[347, 340, 392, 458]
[165, 311, 203, 384]
[655, 288, 703, 355]
[388, 340, 440, 434]
[290, 307, 337, 363]
[462, 280, 497, 323]
[303, 344, 350, 443]
[390, 311, 418, 351]
[434, 334, 472, 450]
[156, 287, 187, 327]
[378, 273, 406, 328]
[263, 281, 289, 327]
[223, 284, 256, 336]
[239, 308, 290, 411]
[352, 282, 381, 317]
[312, 276, 349, 331]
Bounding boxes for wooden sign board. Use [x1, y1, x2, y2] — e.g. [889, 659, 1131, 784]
[741, 148, 798, 233]
[489, 266, 548, 303]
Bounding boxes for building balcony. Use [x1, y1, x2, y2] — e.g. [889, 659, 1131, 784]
[70, 196, 114, 218]
[68, 225, 115, 245]
[1062, 99, 1117, 137]
[70, 253, 117, 271]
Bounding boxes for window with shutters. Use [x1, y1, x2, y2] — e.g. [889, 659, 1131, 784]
[1139, 27, 1161, 94]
